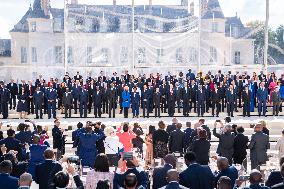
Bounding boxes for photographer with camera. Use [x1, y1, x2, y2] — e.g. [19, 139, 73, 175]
[113, 155, 149, 189]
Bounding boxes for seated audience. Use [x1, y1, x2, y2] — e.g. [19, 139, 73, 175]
[18, 173, 33, 189]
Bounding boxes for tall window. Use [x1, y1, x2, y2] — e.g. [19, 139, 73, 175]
[189, 48, 197, 62]
[210, 46, 217, 62]
[31, 22, 36, 32]
[176, 48, 183, 63]
[54, 46, 63, 64]
[67, 46, 74, 64]
[101, 48, 109, 63]
[137, 48, 146, 64]
[120, 47, 128, 63]
[31, 47, 37, 62]
[212, 22, 218, 33]
[157, 48, 164, 63]
[87, 47, 93, 64]
[234, 51, 241, 64]
[21, 47, 27, 63]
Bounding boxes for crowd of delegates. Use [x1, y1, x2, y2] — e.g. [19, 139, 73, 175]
[1, 117, 284, 189]
[0, 70, 284, 119]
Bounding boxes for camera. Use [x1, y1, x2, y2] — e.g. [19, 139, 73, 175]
[67, 156, 80, 165]
[239, 175, 250, 181]
[123, 152, 133, 161]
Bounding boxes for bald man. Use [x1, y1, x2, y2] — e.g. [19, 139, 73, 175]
[159, 169, 189, 189]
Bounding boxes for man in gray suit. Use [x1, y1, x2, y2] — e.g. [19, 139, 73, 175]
[248, 124, 270, 169]
[62, 87, 73, 118]
[213, 124, 235, 164]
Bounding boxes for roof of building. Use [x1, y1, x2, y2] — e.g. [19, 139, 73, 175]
[225, 16, 244, 27]
[202, 0, 224, 19]
[0, 39, 11, 57]
[29, 0, 49, 19]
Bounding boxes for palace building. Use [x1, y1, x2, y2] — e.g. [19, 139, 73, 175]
[0, 0, 256, 80]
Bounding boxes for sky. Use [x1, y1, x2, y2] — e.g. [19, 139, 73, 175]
[0, 0, 283, 39]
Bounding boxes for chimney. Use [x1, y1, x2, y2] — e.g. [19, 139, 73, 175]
[71, 0, 78, 4]
[190, 2, 194, 15]
[149, 0, 152, 6]
[113, 0, 116, 5]
[41, 0, 50, 16]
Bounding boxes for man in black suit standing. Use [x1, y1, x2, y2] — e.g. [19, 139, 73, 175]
[27, 80, 35, 115]
[7, 79, 18, 110]
[169, 123, 184, 154]
[196, 85, 206, 117]
[0, 84, 10, 119]
[182, 82, 191, 117]
[153, 87, 161, 118]
[52, 119, 65, 160]
[93, 86, 102, 118]
[242, 86, 251, 117]
[34, 149, 63, 189]
[33, 86, 44, 119]
[226, 85, 236, 117]
[107, 83, 117, 118]
[62, 87, 73, 118]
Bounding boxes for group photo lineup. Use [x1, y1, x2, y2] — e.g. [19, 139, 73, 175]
[0, 0, 284, 189]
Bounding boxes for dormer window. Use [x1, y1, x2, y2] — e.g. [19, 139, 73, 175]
[212, 22, 218, 33]
[31, 22, 36, 32]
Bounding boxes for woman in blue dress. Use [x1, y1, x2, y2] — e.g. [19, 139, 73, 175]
[17, 87, 28, 119]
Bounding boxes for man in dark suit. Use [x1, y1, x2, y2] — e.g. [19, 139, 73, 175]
[256, 82, 268, 117]
[113, 158, 149, 189]
[160, 80, 168, 113]
[0, 129, 22, 160]
[62, 87, 73, 118]
[189, 80, 197, 113]
[215, 157, 238, 188]
[74, 71, 83, 82]
[7, 79, 18, 110]
[152, 154, 177, 189]
[168, 85, 176, 117]
[33, 86, 44, 119]
[160, 169, 189, 189]
[0, 84, 10, 119]
[107, 83, 117, 118]
[34, 149, 63, 189]
[15, 123, 32, 144]
[218, 82, 226, 112]
[169, 123, 184, 154]
[52, 119, 65, 160]
[271, 164, 284, 189]
[182, 82, 191, 117]
[226, 85, 236, 117]
[265, 156, 284, 187]
[179, 152, 214, 189]
[131, 86, 140, 118]
[211, 87, 221, 117]
[153, 87, 161, 118]
[166, 118, 178, 134]
[213, 124, 234, 164]
[242, 86, 251, 117]
[46, 84, 57, 119]
[87, 80, 95, 114]
[93, 86, 102, 118]
[235, 169, 269, 189]
[0, 160, 18, 189]
[141, 85, 150, 118]
[27, 80, 35, 115]
[248, 124, 270, 169]
[71, 81, 81, 114]
[197, 85, 206, 117]
[79, 88, 88, 118]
